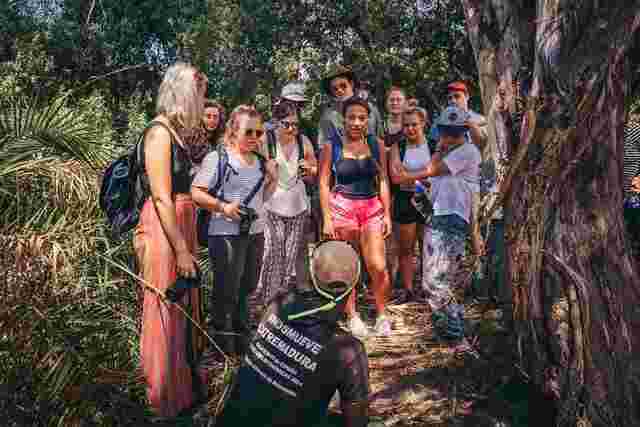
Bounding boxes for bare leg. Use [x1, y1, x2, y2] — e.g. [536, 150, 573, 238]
[396, 222, 418, 292]
[360, 228, 389, 316]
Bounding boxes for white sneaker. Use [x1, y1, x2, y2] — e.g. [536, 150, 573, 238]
[374, 315, 392, 337]
[348, 315, 369, 337]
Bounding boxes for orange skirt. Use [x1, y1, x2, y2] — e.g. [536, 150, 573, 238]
[134, 195, 206, 417]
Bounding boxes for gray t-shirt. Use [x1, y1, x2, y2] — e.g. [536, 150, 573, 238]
[193, 150, 265, 236]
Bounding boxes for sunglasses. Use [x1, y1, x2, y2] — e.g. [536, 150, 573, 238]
[243, 128, 264, 138]
[280, 120, 299, 129]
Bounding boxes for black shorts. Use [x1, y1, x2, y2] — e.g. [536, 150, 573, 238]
[392, 191, 422, 224]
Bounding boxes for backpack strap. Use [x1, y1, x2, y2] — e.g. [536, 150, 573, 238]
[241, 152, 266, 205]
[297, 133, 305, 162]
[209, 144, 229, 200]
[366, 134, 380, 165]
[398, 137, 408, 162]
[134, 120, 177, 201]
[266, 129, 277, 160]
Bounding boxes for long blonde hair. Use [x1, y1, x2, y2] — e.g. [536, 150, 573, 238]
[156, 62, 207, 129]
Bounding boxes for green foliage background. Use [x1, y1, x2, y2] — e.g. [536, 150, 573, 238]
[1, 1, 639, 425]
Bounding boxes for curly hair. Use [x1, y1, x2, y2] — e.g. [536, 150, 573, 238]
[342, 96, 370, 117]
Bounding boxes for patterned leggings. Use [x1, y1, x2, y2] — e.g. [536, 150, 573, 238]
[260, 210, 308, 305]
[422, 215, 469, 312]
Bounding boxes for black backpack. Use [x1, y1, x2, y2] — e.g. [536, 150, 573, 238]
[196, 145, 266, 247]
[99, 121, 171, 240]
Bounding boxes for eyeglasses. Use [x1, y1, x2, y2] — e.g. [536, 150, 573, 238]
[280, 120, 299, 129]
[243, 128, 264, 138]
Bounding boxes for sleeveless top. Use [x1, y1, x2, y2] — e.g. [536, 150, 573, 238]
[140, 122, 192, 197]
[264, 137, 309, 217]
[399, 140, 432, 192]
[334, 157, 378, 199]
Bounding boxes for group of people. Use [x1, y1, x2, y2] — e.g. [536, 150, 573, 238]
[129, 61, 502, 425]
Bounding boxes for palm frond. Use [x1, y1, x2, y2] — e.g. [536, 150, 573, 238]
[0, 93, 113, 171]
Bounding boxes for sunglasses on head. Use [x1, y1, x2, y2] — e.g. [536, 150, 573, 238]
[280, 120, 299, 130]
[243, 128, 264, 138]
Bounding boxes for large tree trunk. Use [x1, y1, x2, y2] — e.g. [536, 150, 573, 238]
[462, 1, 640, 425]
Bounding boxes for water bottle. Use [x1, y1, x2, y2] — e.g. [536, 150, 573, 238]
[415, 180, 426, 193]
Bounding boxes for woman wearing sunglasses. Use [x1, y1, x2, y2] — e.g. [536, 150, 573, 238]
[259, 102, 318, 304]
[394, 105, 482, 343]
[192, 105, 274, 356]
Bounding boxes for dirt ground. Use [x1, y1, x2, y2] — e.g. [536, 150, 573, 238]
[200, 290, 529, 427]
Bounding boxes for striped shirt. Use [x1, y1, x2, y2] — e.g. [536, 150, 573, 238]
[624, 119, 640, 198]
[193, 150, 265, 235]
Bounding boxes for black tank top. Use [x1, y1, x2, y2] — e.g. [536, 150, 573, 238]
[334, 157, 378, 199]
[140, 122, 192, 197]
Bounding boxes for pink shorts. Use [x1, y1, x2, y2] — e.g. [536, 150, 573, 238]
[330, 192, 385, 235]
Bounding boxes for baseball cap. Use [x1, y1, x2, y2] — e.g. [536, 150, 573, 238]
[281, 80, 307, 102]
[287, 240, 361, 320]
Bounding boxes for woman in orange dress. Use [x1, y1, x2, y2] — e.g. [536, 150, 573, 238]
[133, 62, 208, 418]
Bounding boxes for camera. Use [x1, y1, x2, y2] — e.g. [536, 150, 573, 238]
[238, 205, 258, 235]
[166, 272, 201, 303]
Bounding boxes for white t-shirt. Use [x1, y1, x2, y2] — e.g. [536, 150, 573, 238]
[193, 150, 265, 235]
[430, 143, 481, 223]
[400, 141, 432, 191]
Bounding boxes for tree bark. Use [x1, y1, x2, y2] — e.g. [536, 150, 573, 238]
[462, 1, 640, 425]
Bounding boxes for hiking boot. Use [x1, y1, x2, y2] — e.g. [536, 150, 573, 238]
[374, 314, 392, 337]
[348, 315, 369, 338]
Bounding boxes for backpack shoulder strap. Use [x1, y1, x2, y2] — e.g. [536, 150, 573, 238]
[297, 133, 305, 162]
[266, 129, 277, 160]
[242, 152, 267, 205]
[367, 134, 380, 164]
[399, 137, 408, 162]
[210, 145, 229, 199]
[330, 131, 343, 173]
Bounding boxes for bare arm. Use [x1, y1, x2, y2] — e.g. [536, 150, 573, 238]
[377, 138, 391, 221]
[318, 144, 335, 237]
[145, 125, 197, 277]
[302, 137, 318, 181]
[409, 150, 450, 180]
